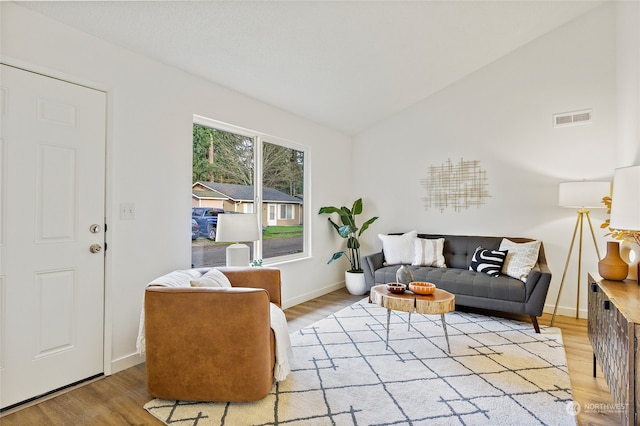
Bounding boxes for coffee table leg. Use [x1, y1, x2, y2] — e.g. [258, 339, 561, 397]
[441, 313, 451, 354]
[386, 309, 391, 350]
[408, 312, 411, 331]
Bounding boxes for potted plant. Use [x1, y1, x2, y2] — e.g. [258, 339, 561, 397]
[319, 198, 378, 295]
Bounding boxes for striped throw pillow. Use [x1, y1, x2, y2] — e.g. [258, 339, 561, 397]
[412, 238, 446, 267]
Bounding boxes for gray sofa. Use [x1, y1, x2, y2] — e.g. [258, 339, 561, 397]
[362, 233, 552, 333]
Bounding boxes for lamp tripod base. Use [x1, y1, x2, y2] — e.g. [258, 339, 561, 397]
[550, 209, 601, 326]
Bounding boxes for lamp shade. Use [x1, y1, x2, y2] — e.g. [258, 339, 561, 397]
[558, 181, 610, 208]
[215, 213, 260, 242]
[610, 165, 640, 231]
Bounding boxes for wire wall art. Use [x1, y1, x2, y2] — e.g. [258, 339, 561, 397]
[421, 158, 490, 212]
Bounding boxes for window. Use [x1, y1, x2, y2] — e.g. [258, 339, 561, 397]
[191, 116, 307, 267]
[279, 204, 294, 220]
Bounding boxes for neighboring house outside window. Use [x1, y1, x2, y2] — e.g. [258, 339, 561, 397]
[191, 182, 302, 226]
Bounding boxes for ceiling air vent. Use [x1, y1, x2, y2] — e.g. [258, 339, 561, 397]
[553, 109, 592, 128]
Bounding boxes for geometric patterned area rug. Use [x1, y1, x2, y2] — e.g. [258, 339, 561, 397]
[144, 298, 576, 425]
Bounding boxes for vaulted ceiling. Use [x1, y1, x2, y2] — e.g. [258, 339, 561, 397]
[21, 1, 604, 135]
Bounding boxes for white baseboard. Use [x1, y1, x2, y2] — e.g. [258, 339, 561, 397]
[110, 352, 145, 375]
[282, 282, 346, 310]
[543, 302, 587, 320]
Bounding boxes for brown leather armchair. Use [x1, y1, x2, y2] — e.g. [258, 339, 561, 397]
[144, 267, 281, 402]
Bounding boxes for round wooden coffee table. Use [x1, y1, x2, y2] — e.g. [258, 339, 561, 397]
[370, 284, 455, 353]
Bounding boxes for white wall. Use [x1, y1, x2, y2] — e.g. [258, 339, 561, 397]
[1, 2, 353, 373]
[353, 3, 625, 319]
[616, 0, 640, 166]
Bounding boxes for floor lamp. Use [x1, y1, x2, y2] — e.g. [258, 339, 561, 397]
[551, 181, 610, 326]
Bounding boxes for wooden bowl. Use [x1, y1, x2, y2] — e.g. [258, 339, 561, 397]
[409, 281, 436, 295]
[386, 283, 407, 294]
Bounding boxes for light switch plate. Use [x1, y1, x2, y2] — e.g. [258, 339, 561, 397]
[120, 202, 135, 220]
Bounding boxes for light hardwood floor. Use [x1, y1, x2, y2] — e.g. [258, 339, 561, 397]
[1, 288, 620, 425]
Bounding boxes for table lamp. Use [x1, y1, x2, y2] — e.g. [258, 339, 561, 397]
[609, 165, 640, 280]
[215, 213, 260, 266]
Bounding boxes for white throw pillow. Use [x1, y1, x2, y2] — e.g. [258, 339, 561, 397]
[190, 268, 232, 287]
[499, 238, 541, 282]
[378, 230, 417, 265]
[412, 238, 446, 268]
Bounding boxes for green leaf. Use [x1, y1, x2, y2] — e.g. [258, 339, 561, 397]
[327, 251, 345, 264]
[351, 198, 363, 215]
[337, 224, 352, 238]
[359, 216, 379, 236]
[338, 207, 355, 228]
[318, 206, 342, 215]
[327, 218, 342, 234]
[346, 236, 360, 249]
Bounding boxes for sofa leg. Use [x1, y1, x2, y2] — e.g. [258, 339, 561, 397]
[530, 316, 540, 333]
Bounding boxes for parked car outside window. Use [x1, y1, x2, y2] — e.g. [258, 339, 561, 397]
[192, 207, 224, 240]
[191, 219, 200, 240]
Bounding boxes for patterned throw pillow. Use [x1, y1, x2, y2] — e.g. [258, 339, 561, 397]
[469, 247, 508, 277]
[499, 239, 541, 282]
[412, 238, 446, 267]
[378, 230, 417, 265]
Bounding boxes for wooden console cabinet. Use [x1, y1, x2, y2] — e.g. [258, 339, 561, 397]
[587, 273, 639, 426]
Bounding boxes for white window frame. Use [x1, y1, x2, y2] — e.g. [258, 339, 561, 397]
[193, 115, 309, 264]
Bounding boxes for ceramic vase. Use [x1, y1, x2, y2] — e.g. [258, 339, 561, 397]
[619, 242, 640, 281]
[344, 271, 367, 295]
[395, 265, 415, 285]
[598, 241, 628, 281]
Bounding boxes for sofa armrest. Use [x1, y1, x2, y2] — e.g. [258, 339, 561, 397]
[217, 267, 281, 307]
[523, 243, 552, 316]
[144, 287, 274, 401]
[362, 252, 385, 290]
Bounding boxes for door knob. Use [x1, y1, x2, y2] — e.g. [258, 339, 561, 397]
[89, 244, 102, 254]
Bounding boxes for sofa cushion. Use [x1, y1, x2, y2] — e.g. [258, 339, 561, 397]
[378, 230, 417, 265]
[417, 234, 503, 270]
[412, 238, 446, 267]
[499, 238, 541, 282]
[469, 247, 508, 277]
[190, 268, 232, 287]
[373, 265, 526, 303]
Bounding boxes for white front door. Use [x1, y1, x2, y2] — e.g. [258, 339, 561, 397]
[0, 64, 107, 409]
[267, 204, 277, 226]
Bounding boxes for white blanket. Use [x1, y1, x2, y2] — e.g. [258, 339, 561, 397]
[270, 303, 292, 381]
[136, 269, 199, 355]
[136, 269, 292, 382]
